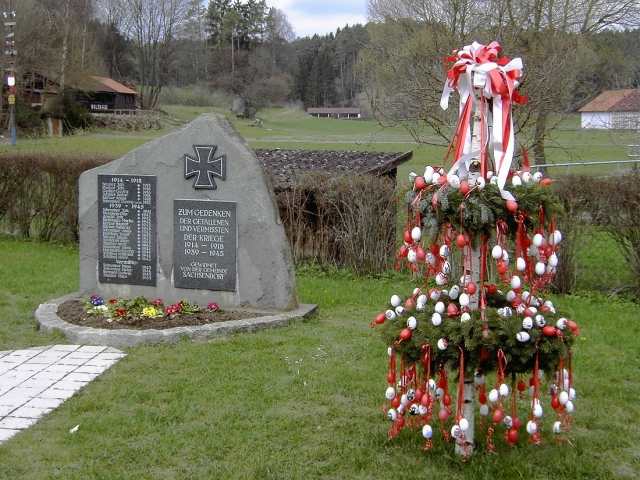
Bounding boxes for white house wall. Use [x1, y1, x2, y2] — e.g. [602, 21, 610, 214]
[581, 112, 612, 129]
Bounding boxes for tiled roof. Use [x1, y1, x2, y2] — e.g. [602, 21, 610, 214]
[255, 149, 413, 189]
[579, 89, 640, 112]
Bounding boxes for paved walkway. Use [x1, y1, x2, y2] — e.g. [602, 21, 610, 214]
[0, 345, 126, 444]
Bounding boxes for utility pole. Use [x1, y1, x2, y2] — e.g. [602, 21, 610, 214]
[3, 2, 16, 146]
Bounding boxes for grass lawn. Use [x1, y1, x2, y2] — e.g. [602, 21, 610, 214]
[0, 238, 639, 479]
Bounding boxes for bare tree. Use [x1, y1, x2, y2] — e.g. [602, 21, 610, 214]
[364, 0, 640, 163]
[126, 0, 191, 109]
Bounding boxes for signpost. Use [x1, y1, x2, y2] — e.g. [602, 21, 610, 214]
[3, 6, 17, 146]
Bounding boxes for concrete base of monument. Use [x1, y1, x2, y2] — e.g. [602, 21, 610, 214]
[35, 293, 317, 348]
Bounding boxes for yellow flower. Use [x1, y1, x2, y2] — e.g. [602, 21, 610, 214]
[142, 306, 160, 318]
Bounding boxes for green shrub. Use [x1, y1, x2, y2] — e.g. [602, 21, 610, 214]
[0, 153, 110, 241]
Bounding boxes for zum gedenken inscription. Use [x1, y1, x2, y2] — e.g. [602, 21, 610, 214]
[173, 199, 237, 291]
[98, 174, 157, 286]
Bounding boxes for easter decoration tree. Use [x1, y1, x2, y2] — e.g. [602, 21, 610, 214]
[371, 42, 579, 458]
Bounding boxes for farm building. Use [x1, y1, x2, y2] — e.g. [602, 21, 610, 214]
[579, 89, 640, 129]
[306, 107, 361, 119]
[255, 149, 413, 273]
[22, 73, 137, 113]
[72, 76, 137, 113]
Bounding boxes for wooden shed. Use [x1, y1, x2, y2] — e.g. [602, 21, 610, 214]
[72, 76, 137, 113]
[254, 149, 413, 273]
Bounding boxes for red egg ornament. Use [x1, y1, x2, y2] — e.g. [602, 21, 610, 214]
[403, 230, 412, 243]
[497, 261, 508, 275]
[507, 428, 519, 444]
[416, 246, 426, 263]
[459, 180, 470, 196]
[456, 233, 467, 248]
[542, 325, 557, 337]
[465, 282, 477, 295]
[506, 200, 518, 213]
[374, 313, 386, 325]
[414, 176, 427, 190]
[447, 303, 459, 317]
[398, 245, 409, 258]
[492, 408, 504, 424]
[399, 328, 412, 341]
[404, 298, 416, 311]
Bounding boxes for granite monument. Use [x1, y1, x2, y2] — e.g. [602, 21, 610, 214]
[79, 114, 297, 311]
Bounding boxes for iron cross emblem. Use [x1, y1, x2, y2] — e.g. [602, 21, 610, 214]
[184, 145, 227, 190]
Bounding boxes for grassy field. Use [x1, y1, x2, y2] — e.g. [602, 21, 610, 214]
[0, 238, 639, 479]
[0, 105, 638, 477]
[1, 105, 635, 178]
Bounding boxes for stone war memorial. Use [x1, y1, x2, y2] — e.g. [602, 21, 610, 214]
[36, 114, 316, 347]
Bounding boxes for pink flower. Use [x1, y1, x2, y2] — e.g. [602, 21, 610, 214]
[152, 298, 163, 306]
[207, 302, 220, 312]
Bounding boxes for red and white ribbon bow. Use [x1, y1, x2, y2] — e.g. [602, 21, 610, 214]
[441, 41, 527, 200]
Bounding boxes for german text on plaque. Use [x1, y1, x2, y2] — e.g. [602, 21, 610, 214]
[173, 199, 237, 291]
[98, 174, 157, 286]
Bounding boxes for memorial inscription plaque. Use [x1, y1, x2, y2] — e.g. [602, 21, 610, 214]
[173, 199, 237, 291]
[98, 174, 157, 286]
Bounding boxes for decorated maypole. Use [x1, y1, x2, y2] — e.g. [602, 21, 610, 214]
[372, 42, 579, 458]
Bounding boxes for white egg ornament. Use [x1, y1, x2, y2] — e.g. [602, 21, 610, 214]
[510, 276, 522, 290]
[516, 331, 531, 342]
[558, 390, 569, 406]
[491, 245, 503, 260]
[548, 253, 559, 267]
[395, 306, 405, 317]
[411, 226, 422, 242]
[387, 408, 397, 421]
[522, 317, 533, 330]
[385, 386, 396, 400]
[533, 233, 544, 247]
[533, 171, 543, 182]
[556, 318, 567, 330]
[550, 230, 563, 245]
[450, 424, 462, 439]
[535, 314, 546, 327]
[431, 312, 442, 326]
[407, 249, 417, 263]
[488, 389, 499, 403]
[533, 402, 543, 418]
[424, 166, 434, 182]
[390, 295, 402, 308]
[435, 272, 448, 286]
[522, 171, 533, 183]
[429, 289, 441, 301]
[565, 400, 575, 413]
[460, 312, 471, 323]
[407, 316, 417, 330]
[535, 262, 546, 276]
[526, 420, 538, 435]
[448, 174, 461, 188]
[516, 257, 526, 271]
[476, 177, 486, 190]
[434, 301, 445, 314]
[437, 338, 448, 350]
[385, 310, 396, 321]
[422, 424, 433, 439]
[511, 175, 522, 187]
[432, 172, 441, 185]
[552, 421, 562, 434]
[459, 418, 469, 432]
[448, 285, 460, 300]
[439, 244, 450, 258]
[417, 294, 427, 305]
[506, 290, 517, 302]
[499, 383, 510, 397]
[479, 404, 489, 416]
[459, 293, 470, 307]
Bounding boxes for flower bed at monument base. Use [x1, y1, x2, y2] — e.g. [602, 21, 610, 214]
[57, 298, 261, 330]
